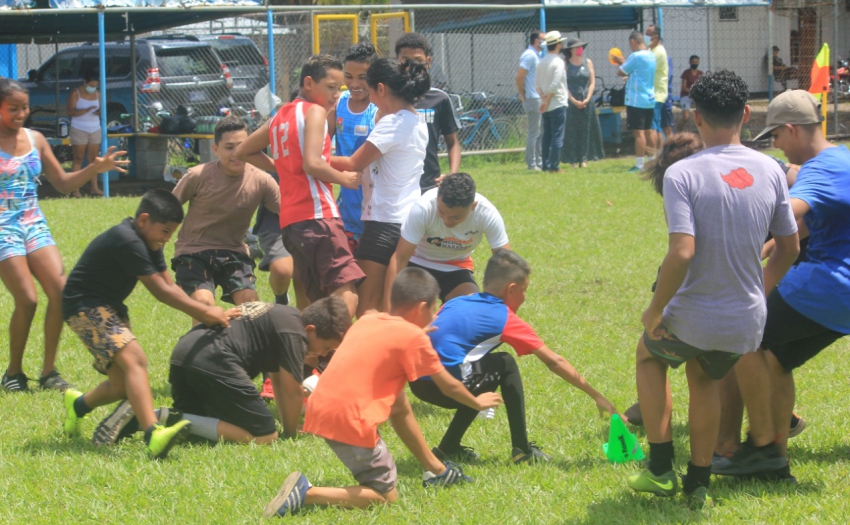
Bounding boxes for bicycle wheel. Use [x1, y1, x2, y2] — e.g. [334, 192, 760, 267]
[486, 118, 521, 149]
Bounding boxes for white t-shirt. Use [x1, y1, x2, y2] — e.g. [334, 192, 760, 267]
[361, 109, 428, 223]
[401, 188, 509, 272]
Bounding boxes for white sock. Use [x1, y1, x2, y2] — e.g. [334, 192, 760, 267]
[181, 413, 220, 441]
[636, 156, 645, 168]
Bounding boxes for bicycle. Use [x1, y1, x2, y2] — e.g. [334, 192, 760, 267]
[440, 92, 520, 151]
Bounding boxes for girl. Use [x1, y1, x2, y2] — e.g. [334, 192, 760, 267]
[0, 78, 127, 392]
[67, 71, 104, 197]
[331, 58, 430, 316]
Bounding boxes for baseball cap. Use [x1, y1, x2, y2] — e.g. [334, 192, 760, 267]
[544, 31, 567, 47]
[753, 90, 823, 141]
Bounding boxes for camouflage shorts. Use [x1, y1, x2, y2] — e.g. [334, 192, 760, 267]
[66, 306, 136, 375]
[171, 249, 256, 304]
[643, 330, 741, 380]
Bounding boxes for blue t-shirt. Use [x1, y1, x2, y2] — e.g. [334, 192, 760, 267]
[620, 50, 656, 109]
[518, 46, 541, 100]
[335, 90, 377, 236]
[778, 145, 850, 334]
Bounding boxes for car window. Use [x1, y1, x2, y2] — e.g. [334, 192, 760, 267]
[206, 39, 265, 67]
[155, 47, 220, 77]
[39, 52, 77, 81]
[80, 50, 133, 79]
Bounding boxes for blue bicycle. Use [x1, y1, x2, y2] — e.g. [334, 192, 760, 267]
[439, 92, 520, 151]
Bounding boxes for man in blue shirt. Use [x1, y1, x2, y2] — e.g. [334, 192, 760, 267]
[515, 30, 543, 171]
[714, 90, 850, 478]
[613, 30, 656, 172]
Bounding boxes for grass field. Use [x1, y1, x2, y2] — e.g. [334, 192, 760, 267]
[1, 153, 849, 524]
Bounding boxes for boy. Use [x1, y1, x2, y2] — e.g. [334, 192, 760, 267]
[627, 70, 799, 508]
[327, 42, 379, 253]
[395, 32, 461, 191]
[171, 116, 280, 324]
[409, 250, 617, 463]
[61, 189, 232, 459]
[235, 55, 364, 317]
[92, 298, 349, 446]
[263, 268, 502, 517]
[384, 172, 509, 306]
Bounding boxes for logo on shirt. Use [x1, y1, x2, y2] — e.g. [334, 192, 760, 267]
[425, 236, 474, 250]
[336, 117, 343, 133]
[417, 108, 435, 124]
[354, 124, 369, 136]
[238, 301, 274, 321]
[721, 168, 754, 190]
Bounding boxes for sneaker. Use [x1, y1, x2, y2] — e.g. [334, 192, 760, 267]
[628, 166, 641, 172]
[710, 442, 788, 476]
[512, 442, 552, 464]
[744, 463, 798, 484]
[789, 412, 806, 439]
[527, 166, 542, 172]
[39, 370, 71, 392]
[92, 400, 135, 446]
[263, 471, 311, 518]
[63, 389, 85, 438]
[260, 377, 275, 401]
[627, 468, 678, 497]
[432, 445, 480, 462]
[147, 420, 192, 459]
[108, 406, 185, 444]
[423, 460, 473, 487]
[623, 401, 643, 426]
[683, 485, 713, 510]
[2, 371, 29, 392]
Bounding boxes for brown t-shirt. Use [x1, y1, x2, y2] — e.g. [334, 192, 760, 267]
[680, 69, 702, 97]
[172, 161, 280, 257]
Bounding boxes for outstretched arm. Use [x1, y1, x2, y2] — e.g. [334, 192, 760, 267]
[303, 104, 360, 189]
[271, 368, 304, 438]
[36, 132, 127, 194]
[138, 271, 231, 327]
[235, 119, 276, 173]
[383, 238, 418, 310]
[532, 345, 617, 417]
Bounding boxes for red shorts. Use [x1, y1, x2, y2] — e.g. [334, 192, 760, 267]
[282, 218, 365, 302]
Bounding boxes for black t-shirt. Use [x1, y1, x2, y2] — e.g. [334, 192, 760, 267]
[62, 217, 167, 320]
[170, 302, 307, 384]
[415, 88, 460, 192]
[252, 172, 281, 235]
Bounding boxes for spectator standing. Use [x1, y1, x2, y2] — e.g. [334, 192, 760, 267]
[613, 31, 656, 172]
[67, 72, 104, 197]
[677, 55, 703, 132]
[646, 25, 669, 151]
[535, 31, 569, 173]
[515, 30, 544, 171]
[561, 38, 604, 168]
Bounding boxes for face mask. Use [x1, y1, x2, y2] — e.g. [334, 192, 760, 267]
[691, 64, 699, 70]
[85, 86, 97, 94]
[575, 47, 584, 57]
[644, 35, 652, 46]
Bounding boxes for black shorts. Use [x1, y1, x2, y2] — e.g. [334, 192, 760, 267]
[627, 106, 654, 131]
[172, 249, 256, 304]
[408, 262, 478, 303]
[169, 365, 276, 437]
[356, 221, 401, 267]
[642, 331, 741, 380]
[761, 290, 846, 372]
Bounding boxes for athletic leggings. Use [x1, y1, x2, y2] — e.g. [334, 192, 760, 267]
[409, 352, 530, 453]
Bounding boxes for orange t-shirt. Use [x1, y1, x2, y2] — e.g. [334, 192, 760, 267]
[303, 313, 444, 448]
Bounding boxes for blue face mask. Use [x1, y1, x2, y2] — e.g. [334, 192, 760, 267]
[85, 85, 97, 94]
[644, 35, 652, 46]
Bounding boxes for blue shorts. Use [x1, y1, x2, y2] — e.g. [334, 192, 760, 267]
[652, 102, 664, 132]
[0, 209, 56, 262]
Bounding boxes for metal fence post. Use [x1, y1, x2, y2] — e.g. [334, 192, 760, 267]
[267, 7, 277, 116]
[98, 8, 109, 198]
[767, 4, 773, 101]
[834, 0, 839, 135]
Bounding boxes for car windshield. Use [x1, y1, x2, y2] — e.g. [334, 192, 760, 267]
[207, 40, 265, 67]
[155, 47, 220, 77]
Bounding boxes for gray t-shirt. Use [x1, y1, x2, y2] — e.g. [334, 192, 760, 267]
[662, 145, 797, 354]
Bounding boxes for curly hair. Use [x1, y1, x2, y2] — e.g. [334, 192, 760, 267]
[394, 32, 431, 58]
[689, 69, 749, 128]
[344, 41, 377, 65]
[642, 132, 704, 196]
[437, 172, 476, 208]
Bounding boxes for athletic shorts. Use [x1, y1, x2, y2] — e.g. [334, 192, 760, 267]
[324, 437, 397, 494]
[661, 101, 674, 130]
[66, 306, 136, 375]
[652, 102, 664, 132]
[69, 127, 101, 146]
[356, 221, 401, 267]
[0, 209, 56, 263]
[761, 290, 847, 372]
[282, 218, 365, 303]
[172, 249, 256, 304]
[642, 330, 741, 380]
[169, 364, 276, 438]
[680, 96, 692, 110]
[626, 106, 654, 131]
[408, 262, 478, 303]
[257, 230, 290, 272]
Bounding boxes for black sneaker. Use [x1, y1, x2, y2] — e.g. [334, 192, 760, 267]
[99, 404, 184, 445]
[2, 371, 29, 392]
[512, 442, 552, 464]
[423, 460, 474, 487]
[432, 445, 481, 462]
[711, 442, 788, 476]
[39, 370, 71, 392]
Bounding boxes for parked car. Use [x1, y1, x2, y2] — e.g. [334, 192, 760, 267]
[197, 33, 270, 109]
[20, 37, 233, 134]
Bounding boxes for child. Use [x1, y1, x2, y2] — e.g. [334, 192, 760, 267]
[235, 55, 364, 318]
[626, 70, 799, 508]
[385, 172, 510, 305]
[171, 116, 280, 324]
[263, 268, 502, 517]
[331, 57, 430, 316]
[61, 189, 232, 459]
[395, 32, 461, 191]
[327, 42, 379, 253]
[0, 78, 127, 393]
[409, 250, 617, 463]
[92, 298, 350, 446]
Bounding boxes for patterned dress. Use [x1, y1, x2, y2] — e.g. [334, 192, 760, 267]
[0, 129, 55, 262]
[562, 59, 605, 165]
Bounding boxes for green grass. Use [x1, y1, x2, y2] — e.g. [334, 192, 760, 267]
[2, 154, 849, 524]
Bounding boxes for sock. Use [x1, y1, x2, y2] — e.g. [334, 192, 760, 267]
[635, 156, 645, 168]
[182, 413, 220, 441]
[648, 441, 674, 475]
[74, 395, 94, 418]
[684, 462, 711, 493]
[143, 424, 156, 445]
[274, 293, 289, 306]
